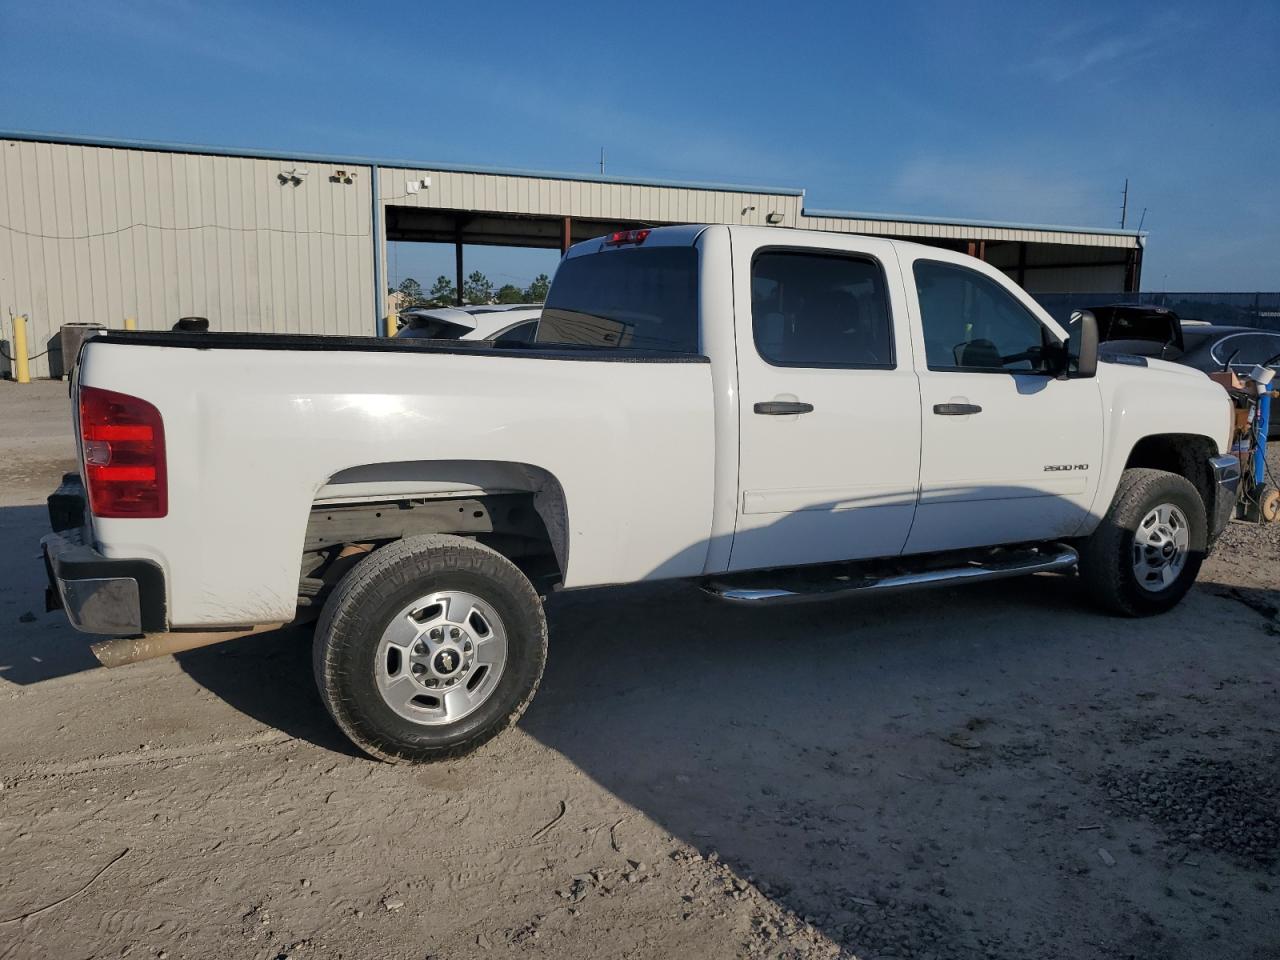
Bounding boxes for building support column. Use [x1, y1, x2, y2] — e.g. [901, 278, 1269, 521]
[371, 165, 387, 335]
[561, 215, 573, 255]
[455, 226, 465, 306]
[1016, 242, 1028, 288]
[965, 240, 986, 260]
[1124, 241, 1144, 293]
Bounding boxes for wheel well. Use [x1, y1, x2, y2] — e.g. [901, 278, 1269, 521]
[1124, 434, 1216, 511]
[300, 461, 569, 606]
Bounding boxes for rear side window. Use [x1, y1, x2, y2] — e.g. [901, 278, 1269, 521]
[751, 251, 894, 368]
[537, 247, 699, 353]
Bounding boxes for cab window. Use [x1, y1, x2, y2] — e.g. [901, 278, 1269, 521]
[751, 251, 894, 368]
[537, 247, 699, 353]
[914, 260, 1053, 373]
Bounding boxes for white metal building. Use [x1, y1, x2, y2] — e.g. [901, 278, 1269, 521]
[0, 131, 1144, 378]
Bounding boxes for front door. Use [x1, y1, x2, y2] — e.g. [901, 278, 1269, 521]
[730, 238, 922, 571]
[902, 254, 1104, 555]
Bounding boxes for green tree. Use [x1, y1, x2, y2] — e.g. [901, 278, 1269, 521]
[464, 270, 494, 305]
[427, 275, 457, 306]
[524, 273, 550, 303]
[495, 284, 525, 304]
[396, 277, 426, 308]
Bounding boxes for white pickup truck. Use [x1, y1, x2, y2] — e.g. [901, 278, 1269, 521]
[42, 225, 1240, 762]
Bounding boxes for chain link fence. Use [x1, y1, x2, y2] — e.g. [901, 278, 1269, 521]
[1031, 292, 1280, 330]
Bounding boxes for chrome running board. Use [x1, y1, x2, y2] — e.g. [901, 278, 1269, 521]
[702, 544, 1079, 604]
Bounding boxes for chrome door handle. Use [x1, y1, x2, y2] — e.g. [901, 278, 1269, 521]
[754, 401, 814, 415]
[933, 403, 982, 415]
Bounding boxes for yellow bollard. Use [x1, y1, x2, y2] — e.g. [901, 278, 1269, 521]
[12, 314, 30, 384]
[123, 317, 137, 331]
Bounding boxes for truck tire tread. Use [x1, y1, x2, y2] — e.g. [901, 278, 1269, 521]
[312, 534, 547, 763]
[1077, 467, 1207, 617]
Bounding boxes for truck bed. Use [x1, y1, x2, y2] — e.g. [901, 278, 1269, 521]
[74, 332, 717, 626]
[87, 330, 708, 363]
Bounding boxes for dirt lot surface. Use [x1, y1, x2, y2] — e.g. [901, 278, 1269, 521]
[1, 379, 1277, 960]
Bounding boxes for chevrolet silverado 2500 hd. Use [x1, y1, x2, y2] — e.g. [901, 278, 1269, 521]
[42, 225, 1240, 762]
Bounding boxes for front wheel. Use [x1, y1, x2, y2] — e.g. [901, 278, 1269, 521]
[313, 535, 548, 762]
[1077, 468, 1208, 617]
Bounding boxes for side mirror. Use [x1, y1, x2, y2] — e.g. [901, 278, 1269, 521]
[1068, 309, 1098, 378]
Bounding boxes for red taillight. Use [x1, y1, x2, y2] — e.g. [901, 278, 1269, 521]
[604, 228, 651, 246]
[79, 386, 167, 518]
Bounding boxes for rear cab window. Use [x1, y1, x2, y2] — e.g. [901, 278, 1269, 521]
[536, 246, 700, 353]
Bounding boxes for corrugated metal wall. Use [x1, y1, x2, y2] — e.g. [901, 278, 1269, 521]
[379, 165, 806, 228]
[0, 139, 374, 378]
[796, 212, 1136, 249]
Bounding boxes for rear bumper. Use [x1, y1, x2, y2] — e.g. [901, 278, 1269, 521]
[42, 475, 166, 636]
[1208, 453, 1241, 540]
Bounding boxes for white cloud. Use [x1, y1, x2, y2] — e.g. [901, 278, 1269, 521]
[1018, 9, 1197, 84]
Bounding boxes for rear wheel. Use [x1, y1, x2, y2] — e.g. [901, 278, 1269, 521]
[314, 535, 547, 762]
[1077, 468, 1207, 616]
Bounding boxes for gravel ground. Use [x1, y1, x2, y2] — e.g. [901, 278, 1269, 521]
[1, 379, 1278, 960]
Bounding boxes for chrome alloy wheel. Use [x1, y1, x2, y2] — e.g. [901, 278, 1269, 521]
[1132, 503, 1190, 592]
[374, 590, 508, 725]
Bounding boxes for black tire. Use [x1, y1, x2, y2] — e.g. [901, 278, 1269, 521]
[1077, 468, 1207, 617]
[313, 534, 547, 763]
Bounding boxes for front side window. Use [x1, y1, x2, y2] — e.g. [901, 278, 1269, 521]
[751, 251, 894, 368]
[914, 260, 1053, 373]
[536, 247, 699, 353]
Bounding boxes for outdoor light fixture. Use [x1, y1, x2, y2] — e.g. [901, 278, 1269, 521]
[277, 168, 307, 186]
[766, 212, 784, 224]
[406, 177, 430, 194]
[330, 169, 357, 184]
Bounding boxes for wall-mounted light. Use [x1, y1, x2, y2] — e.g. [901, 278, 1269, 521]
[742, 205, 756, 216]
[766, 212, 784, 225]
[278, 168, 307, 186]
[330, 169, 357, 184]
[406, 177, 430, 194]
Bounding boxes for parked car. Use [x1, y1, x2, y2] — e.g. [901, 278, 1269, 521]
[1093, 305, 1280, 437]
[43, 225, 1238, 763]
[395, 304, 540, 343]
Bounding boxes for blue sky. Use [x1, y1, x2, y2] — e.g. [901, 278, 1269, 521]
[2, 0, 1277, 290]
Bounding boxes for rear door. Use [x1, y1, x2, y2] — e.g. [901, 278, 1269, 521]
[729, 235, 922, 571]
[901, 251, 1103, 555]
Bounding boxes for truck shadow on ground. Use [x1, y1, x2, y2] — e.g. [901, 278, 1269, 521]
[516, 569, 1277, 959]
[0, 505, 103, 684]
[176, 626, 366, 758]
[516, 575, 1093, 957]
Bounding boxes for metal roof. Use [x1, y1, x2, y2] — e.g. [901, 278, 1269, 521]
[802, 207, 1146, 239]
[0, 128, 805, 197]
